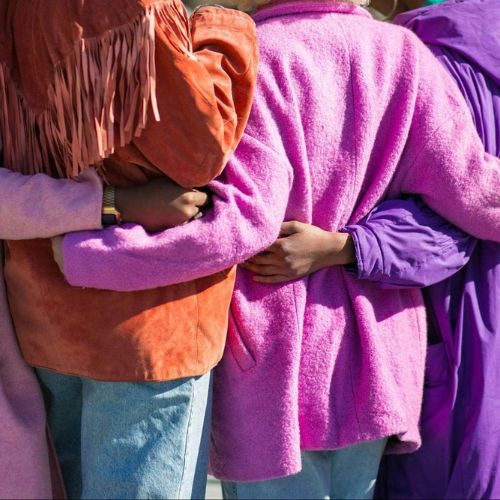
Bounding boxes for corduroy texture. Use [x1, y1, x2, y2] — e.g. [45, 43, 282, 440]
[0, 167, 102, 499]
[61, 0, 500, 482]
[1, 1, 257, 382]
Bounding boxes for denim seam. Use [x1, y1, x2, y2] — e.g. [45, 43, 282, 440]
[177, 378, 196, 499]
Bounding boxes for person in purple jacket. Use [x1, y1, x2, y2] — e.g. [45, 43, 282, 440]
[245, 0, 500, 497]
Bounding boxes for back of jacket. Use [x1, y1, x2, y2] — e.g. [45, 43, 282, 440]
[0, 0, 257, 382]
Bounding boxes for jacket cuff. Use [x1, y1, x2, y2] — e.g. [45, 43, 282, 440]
[342, 225, 384, 282]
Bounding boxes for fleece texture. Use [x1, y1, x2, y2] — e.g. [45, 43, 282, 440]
[62, 0, 500, 482]
[0, 167, 102, 498]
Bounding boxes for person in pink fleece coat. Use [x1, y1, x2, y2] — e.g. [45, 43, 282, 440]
[58, 0, 500, 497]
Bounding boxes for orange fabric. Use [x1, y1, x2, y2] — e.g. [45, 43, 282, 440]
[5, 240, 235, 381]
[1, 0, 257, 381]
[0, 0, 257, 185]
[111, 4, 258, 188]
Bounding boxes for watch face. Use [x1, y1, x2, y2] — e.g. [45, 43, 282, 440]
[102, 213, 117, 227]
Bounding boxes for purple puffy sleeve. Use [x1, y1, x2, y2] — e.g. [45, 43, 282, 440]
[344, 196, 476, 289]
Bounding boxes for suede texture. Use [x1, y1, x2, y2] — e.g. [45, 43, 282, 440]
[2, 0, 256, 381]
[5, 238, 235, 381]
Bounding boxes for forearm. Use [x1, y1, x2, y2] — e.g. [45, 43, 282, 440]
[0, 168, 102, 240]
[62, 150, 291, 291]
[344, 197, 476, 289]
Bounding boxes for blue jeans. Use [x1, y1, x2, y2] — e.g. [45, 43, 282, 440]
[37, 369, 212, 500]
[222, 438, 388, 500]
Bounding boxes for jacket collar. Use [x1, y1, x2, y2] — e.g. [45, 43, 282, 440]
[253, 0, 371, 23]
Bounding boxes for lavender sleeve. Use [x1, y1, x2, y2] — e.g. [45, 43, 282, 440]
[0, 167, 103, 240]
[344, 196, 476, 289]
[62, 133, 293, 292]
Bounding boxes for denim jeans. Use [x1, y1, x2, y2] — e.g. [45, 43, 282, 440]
[222, 438, 388, 500]
[37, 369, 212, 500]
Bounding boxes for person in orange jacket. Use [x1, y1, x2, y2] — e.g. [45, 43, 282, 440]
[0, 0, 257, 497]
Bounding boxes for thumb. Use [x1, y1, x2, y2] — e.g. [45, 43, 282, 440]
[192, 190, 209, 208]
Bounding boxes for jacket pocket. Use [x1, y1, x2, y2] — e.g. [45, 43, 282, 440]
[227, 309, 256, 372]
[421, 342, 452, 426]
[424, 342, 450, 387]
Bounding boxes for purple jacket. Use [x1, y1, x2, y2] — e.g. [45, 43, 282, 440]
[62, 0, 500, 482]
[346, 1, 500, 497]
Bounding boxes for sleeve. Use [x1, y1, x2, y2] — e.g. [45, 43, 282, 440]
[392, 40, 500, 241]
[0, 167, 102, 240]
[116, 1, 258, 188]
[61, 96, 293, 291]
[344, 196, 476, 289]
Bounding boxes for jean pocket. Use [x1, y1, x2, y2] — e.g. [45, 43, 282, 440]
[227, 309, 256, 372]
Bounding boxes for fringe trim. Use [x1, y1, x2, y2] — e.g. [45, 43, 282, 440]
[0, 1, 192, 178]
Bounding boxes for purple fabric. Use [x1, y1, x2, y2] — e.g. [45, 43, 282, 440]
[347, 1, 500, 497]
[344, 196, 476, 289]
[62, 0, 500, 482]
[396, 0, 500, 87]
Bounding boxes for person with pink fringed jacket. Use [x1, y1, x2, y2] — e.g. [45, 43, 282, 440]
[56, 0, 500, 497]
[0, 168, 102, 499]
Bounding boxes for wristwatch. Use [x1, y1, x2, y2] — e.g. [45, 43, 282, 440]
[102, 185, 122, 227]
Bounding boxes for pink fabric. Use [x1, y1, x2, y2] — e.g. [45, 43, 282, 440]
[62, 1, 500, 482]
[0, 167, 102, 498]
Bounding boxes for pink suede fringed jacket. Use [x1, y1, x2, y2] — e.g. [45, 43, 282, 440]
[61, 0, 500, 482]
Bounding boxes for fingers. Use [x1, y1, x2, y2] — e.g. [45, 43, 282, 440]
[241, 261, 292, 283]
[190, 190, 209, 207]
[246, 251, 282, 266]
[252, 237, 289, 258]
[253, 274, 292, 284]
[240, 261, 283, 276]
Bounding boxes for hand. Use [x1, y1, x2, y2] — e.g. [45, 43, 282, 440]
[241, 221, 356, 284]
[191, 0, 262, 12]
[52, 236, 64, 274]
[115, 178, 209, 232]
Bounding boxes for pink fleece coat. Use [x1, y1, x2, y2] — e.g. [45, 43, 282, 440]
[62, 0, 500, 482]
[0, 168, 102, 498]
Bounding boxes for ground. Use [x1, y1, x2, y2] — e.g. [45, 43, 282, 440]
[206, 476, 223, 499]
